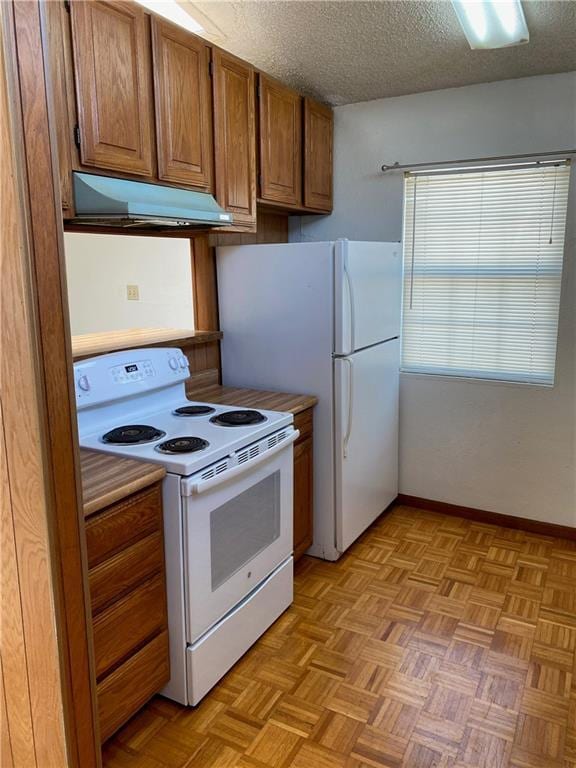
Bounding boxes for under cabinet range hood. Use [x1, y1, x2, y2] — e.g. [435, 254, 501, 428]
[71, 172, 233, 229]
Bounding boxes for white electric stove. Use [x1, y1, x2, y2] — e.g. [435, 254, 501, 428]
[75, 347, 297, 705]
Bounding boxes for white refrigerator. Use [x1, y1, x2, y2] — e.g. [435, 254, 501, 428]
[216, 239, 402, 561]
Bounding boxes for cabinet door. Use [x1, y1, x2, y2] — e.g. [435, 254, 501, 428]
[70, 0, 153, 176]
[45, 0, 77, 215]
[151, 18, 213, 189]
[258, 75, 302, 207]
[304, 98, 333, 212]
[293, 435, 313, 561]
[213, 49, 256, 229]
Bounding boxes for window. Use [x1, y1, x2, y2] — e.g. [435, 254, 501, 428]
[401, 162, 570, 385]
[64, 232, 194, 335]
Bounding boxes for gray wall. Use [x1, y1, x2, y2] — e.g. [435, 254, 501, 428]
[292, 72, 576, 526]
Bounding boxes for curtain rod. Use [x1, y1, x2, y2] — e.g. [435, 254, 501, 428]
[380, 149, 575, 173]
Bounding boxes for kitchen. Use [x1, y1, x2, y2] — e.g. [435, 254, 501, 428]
[2, 2, 575, 768]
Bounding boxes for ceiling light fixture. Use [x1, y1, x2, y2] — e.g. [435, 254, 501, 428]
[451, 0, 529, 49]
[134, 0, 204, 34]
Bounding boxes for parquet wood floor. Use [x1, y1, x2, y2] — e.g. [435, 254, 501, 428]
[102, 505, 576, 768]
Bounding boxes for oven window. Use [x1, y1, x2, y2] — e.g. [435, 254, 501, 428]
[210, 471, 281, 591]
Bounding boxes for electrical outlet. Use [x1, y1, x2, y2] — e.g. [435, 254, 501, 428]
[126, 284, 140, 301]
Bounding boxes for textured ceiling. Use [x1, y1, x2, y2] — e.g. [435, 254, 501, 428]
[188, 0, 576, 105]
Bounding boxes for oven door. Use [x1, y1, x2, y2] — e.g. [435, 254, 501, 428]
[180, 428, 297, 643]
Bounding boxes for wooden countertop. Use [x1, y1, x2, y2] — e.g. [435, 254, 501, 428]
[80, 450, 166, 518]
[186, 384, 318, 415]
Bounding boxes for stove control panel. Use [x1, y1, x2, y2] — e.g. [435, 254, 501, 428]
[110, 359, 155, 384]
[74, 347, 190, 409]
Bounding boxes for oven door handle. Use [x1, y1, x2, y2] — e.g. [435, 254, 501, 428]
[187, 429, 300, 495]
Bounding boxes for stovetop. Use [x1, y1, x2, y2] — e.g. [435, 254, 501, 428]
[79, 399, 292, 476]
[74, 347, 292, 476]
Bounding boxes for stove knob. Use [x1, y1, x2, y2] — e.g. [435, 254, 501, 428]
[77, 375, 90, 392]
[168, 357, 179, 370]
[179, 356, 188, 369]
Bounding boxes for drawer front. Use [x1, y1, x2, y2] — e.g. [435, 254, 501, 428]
[187, 558, 293, 705]
[85, 485, 162, 568]
[93, 574, 167, 679]
[97, 630, 169, 742]
[294, 408, 313, 443]
[89, 531, 164, 615]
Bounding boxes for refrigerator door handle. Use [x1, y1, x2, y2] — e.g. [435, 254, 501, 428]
[343, 257, 355, 354]
[343, 358, 354, 458]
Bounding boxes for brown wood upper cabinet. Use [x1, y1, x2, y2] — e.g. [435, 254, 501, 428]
[151, 17, 213, 190]
[57, 3, 332, 219]
[258, 74, 302, 207]
[69, 0, 154, 176]
[304, 98, 333, 212]
[46, 1, 76, 213]
[212, 49, 257, 229]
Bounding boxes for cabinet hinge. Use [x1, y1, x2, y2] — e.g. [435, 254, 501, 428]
[64, 0, 70, 13]
[74, 124, 81, 149]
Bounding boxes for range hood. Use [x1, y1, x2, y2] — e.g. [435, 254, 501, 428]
[71, 172, 233, 229]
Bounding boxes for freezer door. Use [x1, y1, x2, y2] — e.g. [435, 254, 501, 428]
[334, 240, 402, 355]
[334, 340, 399, 553]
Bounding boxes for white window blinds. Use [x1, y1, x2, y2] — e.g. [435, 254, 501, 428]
[401, 163, 570, 385]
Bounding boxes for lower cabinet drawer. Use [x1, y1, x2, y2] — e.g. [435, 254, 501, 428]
[89, 531, 164, 615]
[85, 485, 162, 568]
[97, 630, 170, 742]
[93, 574, 167, 679]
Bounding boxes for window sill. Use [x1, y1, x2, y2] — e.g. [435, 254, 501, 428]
[71, 328, 222, 360]
[399, 370, 554, 389]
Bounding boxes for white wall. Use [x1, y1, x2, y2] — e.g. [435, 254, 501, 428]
[294, 72, 576, 526]
[64, 233, 194, 335]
